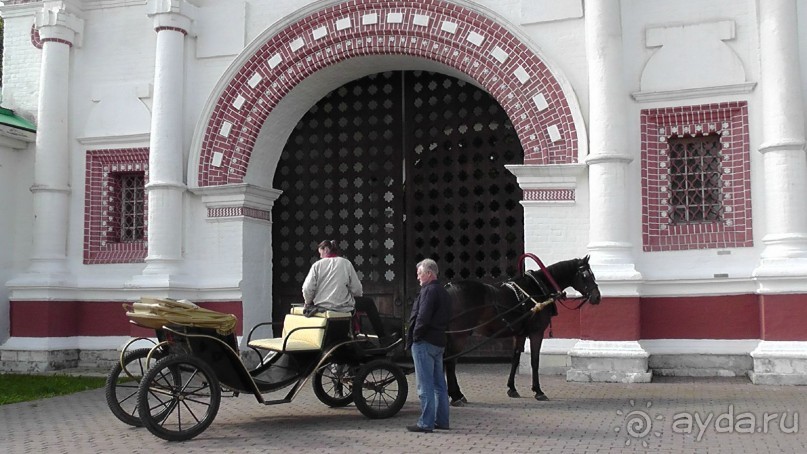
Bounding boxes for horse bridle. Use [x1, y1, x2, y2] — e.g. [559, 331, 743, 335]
[525, 262, 598, 311]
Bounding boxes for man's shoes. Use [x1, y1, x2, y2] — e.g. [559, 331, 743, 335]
[434, 425, 450, 430]
[406, 425, 433, 433]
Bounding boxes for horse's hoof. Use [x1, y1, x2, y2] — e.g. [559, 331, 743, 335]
[451, 397, 468, 407]
[534, 393, 548, 401]
[507, 389, 521, 398]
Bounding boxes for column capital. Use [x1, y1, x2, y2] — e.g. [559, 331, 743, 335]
[147, 0, 198, 35]
[35, 1, 84, 47]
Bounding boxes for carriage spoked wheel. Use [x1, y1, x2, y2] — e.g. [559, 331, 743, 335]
[136, 354, 221, 442]
[313, 361, 355, 407]
[105, 347, 166, 427]
[352, 359, 408, 419]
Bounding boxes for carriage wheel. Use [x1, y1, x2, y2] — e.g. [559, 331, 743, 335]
[137, 354, 221, 442]
[312, 361, 355, 407]
[105, 347, 166, 427]
[353, 359, 408, 419]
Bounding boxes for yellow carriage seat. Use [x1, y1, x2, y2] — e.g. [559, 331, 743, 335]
[248, 307, 351, 352]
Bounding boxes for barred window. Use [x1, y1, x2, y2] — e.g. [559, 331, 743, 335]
[118, 173, 145, 242]
[668, 134, 722, 224]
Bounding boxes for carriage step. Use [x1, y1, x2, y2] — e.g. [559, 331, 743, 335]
[262, 398, 293, 406]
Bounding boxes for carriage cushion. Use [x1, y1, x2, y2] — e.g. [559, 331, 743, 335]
[248, 314, 329, 352]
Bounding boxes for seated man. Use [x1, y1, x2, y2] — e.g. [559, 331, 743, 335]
[302, 240, 393, 345]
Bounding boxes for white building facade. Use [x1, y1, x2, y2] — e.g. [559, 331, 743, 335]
[0, 0, 805, 384]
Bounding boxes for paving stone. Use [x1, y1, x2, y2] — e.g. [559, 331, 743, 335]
[0, 364, 805, 453]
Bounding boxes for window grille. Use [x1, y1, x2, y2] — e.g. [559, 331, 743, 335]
[667, 134, 722, 224]
[118, 173, 145, 242]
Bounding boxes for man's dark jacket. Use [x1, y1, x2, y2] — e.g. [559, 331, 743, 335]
[406, 280, 451, 349]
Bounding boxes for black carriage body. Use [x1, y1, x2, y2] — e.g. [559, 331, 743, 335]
[127, 309, 409, 442]
[163, 314, 388, 400]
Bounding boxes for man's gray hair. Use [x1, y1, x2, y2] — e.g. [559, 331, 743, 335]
[417, 258, 439, 277]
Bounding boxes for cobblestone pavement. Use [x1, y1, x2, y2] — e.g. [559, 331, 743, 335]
[1, 364, 806, 453]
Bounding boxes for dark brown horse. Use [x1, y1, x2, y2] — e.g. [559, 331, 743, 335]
[444, 256, 601, 405]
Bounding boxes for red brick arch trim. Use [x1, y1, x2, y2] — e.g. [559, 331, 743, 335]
[31, 24, 43, 49]
[195, 0, 580, 187]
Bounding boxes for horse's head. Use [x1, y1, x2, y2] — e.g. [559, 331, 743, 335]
[524, 255, 601, 306]
[569, 255, 601, 305]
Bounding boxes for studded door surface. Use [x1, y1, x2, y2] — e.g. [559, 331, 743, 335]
[272, 71, 524, 356]
[403, 71, 524, 298]
[272, 72, 405, 325]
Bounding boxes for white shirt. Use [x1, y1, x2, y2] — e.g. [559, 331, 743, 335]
[302, 256, 363, 312]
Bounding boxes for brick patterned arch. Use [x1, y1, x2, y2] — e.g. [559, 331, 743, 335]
[195, 0, 581, 187]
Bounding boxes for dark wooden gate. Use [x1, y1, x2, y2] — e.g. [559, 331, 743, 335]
[272, 71, 524, 356]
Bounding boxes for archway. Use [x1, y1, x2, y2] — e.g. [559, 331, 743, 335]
[187, 0, 587, 344]
[272, 71, 525, 341]
[189, 0, 586, 189]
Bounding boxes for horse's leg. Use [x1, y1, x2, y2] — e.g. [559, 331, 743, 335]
[507, 335, 526, 398]
[528, 331, 548, 401]
[444, 335, 467, 406]
[444, 358, 466, 406]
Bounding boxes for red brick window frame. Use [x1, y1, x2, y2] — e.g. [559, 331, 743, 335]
[84, 148, 149, 264]
[641, 102, 752, 251]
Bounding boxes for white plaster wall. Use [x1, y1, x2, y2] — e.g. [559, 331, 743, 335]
[5, 0, 803, 307]
[0, 144, 34, 341]
[1, 11, 41, 116]
[182, 205, 244, 290]
[799, 1, 807, 140]
[523, 199, 590, 267]
[1, 8, 39, 338]
[622, 0, 765, 282]
[66, 6, 155, 289]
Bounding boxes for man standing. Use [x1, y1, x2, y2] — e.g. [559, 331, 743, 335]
[406, 258, 451, 433]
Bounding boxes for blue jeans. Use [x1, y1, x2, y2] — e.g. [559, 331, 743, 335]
[411, 341, 450, 429]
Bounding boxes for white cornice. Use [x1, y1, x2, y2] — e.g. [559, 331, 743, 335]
[631, 82, 756, 102]
[505, 164, 586, 188]
[77, 132, 151, 146]
[82, 0, 147, 10]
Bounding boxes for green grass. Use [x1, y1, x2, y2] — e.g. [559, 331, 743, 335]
[0, 374, 106, 405]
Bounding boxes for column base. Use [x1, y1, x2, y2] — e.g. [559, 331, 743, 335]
[127, 259, 186, 288]
[754, 256, 807, 278]
[586, 245, 643, 281]
[126, 272, 188, 289]
[8, 258, 73, 287]
[566, 340, 652, 383]
[6, 270, 74, 288]
[520, 338, 577, 375]
[750, 341, 807, 385]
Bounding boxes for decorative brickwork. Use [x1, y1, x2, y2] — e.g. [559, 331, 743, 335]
[40, 37, 73, 47]
[84, 148, 150, 264]
[523, 189, 575, 202]
[155, 26, 189, 35]
[207, 206, 271, 221]
[31, 24, 42, 49]
[641, 102, 752, 251]
[196, 0, 578, 187]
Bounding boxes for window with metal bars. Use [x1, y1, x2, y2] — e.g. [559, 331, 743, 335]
[117, 172, 145, 242]
[667, 134, 723, 224]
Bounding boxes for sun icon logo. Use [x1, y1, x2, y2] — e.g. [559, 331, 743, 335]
[614, 400, 664, 447]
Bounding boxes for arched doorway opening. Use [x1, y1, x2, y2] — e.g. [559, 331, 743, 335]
[271, 71, 525, 355]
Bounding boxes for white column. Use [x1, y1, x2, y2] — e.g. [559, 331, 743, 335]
[754, 0, 807, 278]
[750, 0, 807, 386]
[26, 3, 83, 283]
[135, 0, 197, 284]
[583, 0, 641, 281]
[568, 0, 649, 384]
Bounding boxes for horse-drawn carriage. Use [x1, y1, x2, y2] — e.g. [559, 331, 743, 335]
[106, 298, 407, 441]
[105, 254, 600, 441]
